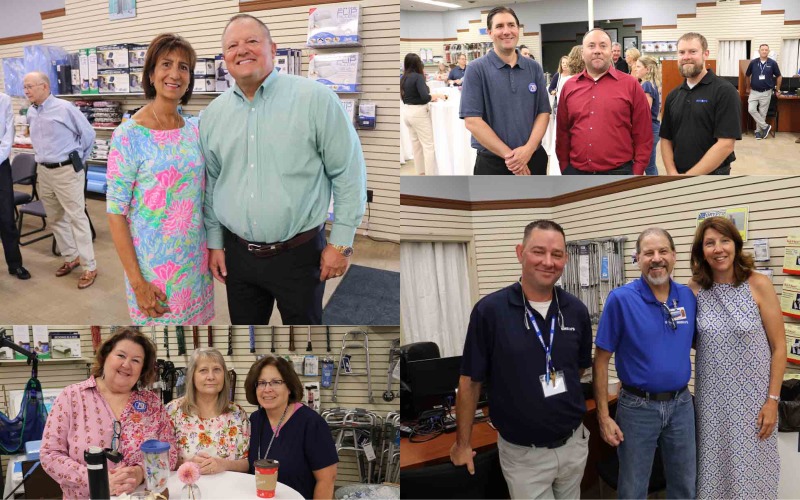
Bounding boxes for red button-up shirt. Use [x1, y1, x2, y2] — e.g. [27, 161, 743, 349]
[556, 67, 653, 174]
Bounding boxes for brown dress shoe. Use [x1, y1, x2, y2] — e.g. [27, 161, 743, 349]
[77, 270, 98, 289]
[55, 259, 80, 277]
[796, 137, 800, 143]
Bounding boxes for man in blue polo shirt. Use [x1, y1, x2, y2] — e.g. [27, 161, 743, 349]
[451, 220, 593, 499]
[593, 228, 697, 499]
[745, 44, 782, 140]
[459, 6, 550, 175]
[446, 53, 467, 87]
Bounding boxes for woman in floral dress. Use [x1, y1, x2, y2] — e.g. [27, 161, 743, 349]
[107, 33, 213, 324]
[166, 348, 250, 473]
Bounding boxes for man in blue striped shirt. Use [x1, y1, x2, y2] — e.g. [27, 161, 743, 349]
[0, 92, 31, 280]
[201, 14, 367, 325]
[24, 72, 97, 289]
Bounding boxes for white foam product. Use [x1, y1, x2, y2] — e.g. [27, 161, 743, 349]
[308, 52, 361, 92]
[96, 44, 131, 70]
[192, 77, 214, 92]
[339, 98, 356, 123]
[194, 58, 215, 76]
[98, 69, 130, 94]
[307, 4, 361, 47]
[128, 44, 148, 68]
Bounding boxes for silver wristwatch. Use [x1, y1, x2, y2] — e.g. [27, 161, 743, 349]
[768, 394, 780, 403]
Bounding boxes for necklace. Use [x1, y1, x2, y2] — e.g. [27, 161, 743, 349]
[257, 404, 290, 460]
[151, 105, 179, 130]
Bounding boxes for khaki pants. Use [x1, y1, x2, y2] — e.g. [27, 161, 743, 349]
[37, 165, 96, 271]
[402, 104, 438, 175]
[748, 89, 771, 131]
[497, 424, 590, 499]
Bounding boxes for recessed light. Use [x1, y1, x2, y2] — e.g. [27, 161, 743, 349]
[410, 0, 461, 8]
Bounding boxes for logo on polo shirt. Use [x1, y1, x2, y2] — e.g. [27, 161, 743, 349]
[695, 99, 708, 103]
[528, 83, 537, 93]
[561, 326, 576, 331]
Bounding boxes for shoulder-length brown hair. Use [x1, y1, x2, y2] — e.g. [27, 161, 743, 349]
[244, 356, 304, 407]
[690, 216, 754, 289]
[180, 348, 231, 417]
[142, 33, 197, 104]
[91, 327, 158, 390]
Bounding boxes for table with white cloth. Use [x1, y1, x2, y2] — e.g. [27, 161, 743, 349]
[123, 470, 304, 499]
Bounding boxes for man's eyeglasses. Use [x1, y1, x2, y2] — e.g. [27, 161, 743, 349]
[660, 303, 677, 330]
[256, 379, 285, 390]
[22, 83, 44, 91]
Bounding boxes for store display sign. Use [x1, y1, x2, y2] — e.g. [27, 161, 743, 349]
[783, 235, 800, 276]
[696, 206, 748, 241]
[109, 0, 136, 20]
[781, 277, 800, 319]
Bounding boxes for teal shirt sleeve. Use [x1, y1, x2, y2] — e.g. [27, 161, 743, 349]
[315, 88, 367, 246]
[200, 112, 224, 249]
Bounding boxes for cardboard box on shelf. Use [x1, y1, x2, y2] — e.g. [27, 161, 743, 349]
[97, 44, 131, 69]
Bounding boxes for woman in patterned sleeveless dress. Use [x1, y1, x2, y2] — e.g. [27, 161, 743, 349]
[688, 216, 786, 499]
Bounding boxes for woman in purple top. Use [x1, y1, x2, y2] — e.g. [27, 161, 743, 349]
[245, 356, 338, 499]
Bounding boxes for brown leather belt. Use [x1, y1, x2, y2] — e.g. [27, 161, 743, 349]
[233, 225, 322, 258]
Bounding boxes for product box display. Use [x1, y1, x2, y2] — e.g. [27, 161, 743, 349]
[308, 52, 361, 92]
[194, 58, 215, 76]
[787, 323, 800, 365]
[49, 331, 82, 358]
[98, 68, 130, 93]
[97, 44, 131, 69]
[129, 68, 144, 93]
[214, 55, 233, 92]
[79, 48, 99, 94]
[32, 325, 51, 359]
[307, 4, 361, 47]
[781, 277, 800, 319]
[339, 98, 356, 123]
[783, 235, 800, 275]
[12, 325, 30, 360]
[128, 44, 148, 68]
[193, 77, 214, 92]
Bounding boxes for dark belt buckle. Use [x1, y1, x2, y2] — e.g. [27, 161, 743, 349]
[247, 243, 263, 252]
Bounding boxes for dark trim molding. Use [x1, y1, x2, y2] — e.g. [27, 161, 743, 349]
[0, 32, 43, 46]
[240, 0, 343, 12]
[641, 24, 678, 30]
[762, 10, 785, 15]
[41, 8, 66, 20]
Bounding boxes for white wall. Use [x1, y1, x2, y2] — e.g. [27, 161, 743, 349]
[0, 0, 65, 39]
[400, 10, 445, 38]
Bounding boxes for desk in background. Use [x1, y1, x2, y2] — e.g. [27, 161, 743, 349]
[777, 94, 800, 132]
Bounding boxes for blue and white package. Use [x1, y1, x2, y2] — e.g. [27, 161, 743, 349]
[321, 359, 334, 388]
[307, 4, 361, 47]
[308, 52, 361, 93]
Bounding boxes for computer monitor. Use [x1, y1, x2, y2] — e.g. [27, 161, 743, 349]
[782, 76, 800, 95]
[405, 356, 463, 417]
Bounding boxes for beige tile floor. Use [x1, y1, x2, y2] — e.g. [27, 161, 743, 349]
[2, 193, 398, 325]
[400, 131, 800, 176]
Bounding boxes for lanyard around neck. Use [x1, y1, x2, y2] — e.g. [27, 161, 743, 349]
[523, 300, 556, 383]
[258, 404, 289, 461]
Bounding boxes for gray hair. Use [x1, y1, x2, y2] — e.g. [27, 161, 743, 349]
[636, 227, 676, 254]
[612, 42, 622, 49]
[222, 13, 272, 44]
[26, 71, 51, 88]
[180, 348, 231, 417]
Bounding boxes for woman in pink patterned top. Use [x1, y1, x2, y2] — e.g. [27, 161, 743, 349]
[40, 328, 178, 498]
[166, 348, 250, 474]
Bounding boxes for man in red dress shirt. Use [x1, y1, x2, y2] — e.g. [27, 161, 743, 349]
[556, 28, 652, 175]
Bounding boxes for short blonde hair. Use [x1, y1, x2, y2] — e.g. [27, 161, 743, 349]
[180, 348, 231, 417]
[566, 45, 585, 75]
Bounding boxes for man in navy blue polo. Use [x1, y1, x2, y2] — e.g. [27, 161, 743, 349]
[745, 44, 782, 140]
[459, 6, 550, 175]
[451, 220, 593, 499]
[446, 53, 468, 87]
[593, 228, 697, 499]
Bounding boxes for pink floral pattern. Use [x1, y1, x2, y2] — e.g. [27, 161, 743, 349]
[39, 377, 178, 500]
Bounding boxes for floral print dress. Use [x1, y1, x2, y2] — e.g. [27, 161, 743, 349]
[166, 397, 250, 463]
[107, 119, 214, 325]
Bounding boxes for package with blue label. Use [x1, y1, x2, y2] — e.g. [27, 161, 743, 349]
[97, 44, 131, 69]
[49, 331, 82, 358]
[99, 68, 130, 93]
[308, 52, 361, 92]
[307, 4, 361, 47]
[128, 44, 148, 68]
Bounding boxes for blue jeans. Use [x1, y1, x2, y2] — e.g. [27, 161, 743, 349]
[645, 121, 660, 176]
[616, 387, 696, 499]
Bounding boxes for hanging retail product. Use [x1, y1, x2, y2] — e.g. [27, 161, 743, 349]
[289, 325, 296, 351]
[321, 357, 335, 388]
[227, 325, 233, 356]
[0, 330, 47, 454]
[249, 325, 256, 353]
[332, 330, 373, 403]
[207, 326, 214, 347]
[383, 339, 401, 402]
[562, 237, 627, 323]
[176, 326, 186, 356]
[91, 325, 102, 353]
[270, 325, 276, 353]
[192, 326, 199, 350]
[163, 327, 169, 359]
[306, 326, 313, 351]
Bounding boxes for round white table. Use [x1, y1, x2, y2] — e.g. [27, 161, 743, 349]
[125, 471, 303, 499]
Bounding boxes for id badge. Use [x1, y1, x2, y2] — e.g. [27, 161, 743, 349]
[539, 370, 567, 397]
[759, 75, 766, 80]
[669, 307, 687, 321]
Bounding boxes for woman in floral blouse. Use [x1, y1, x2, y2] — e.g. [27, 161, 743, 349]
[40, 328, 177, 498]
[166, 348, 250, 473]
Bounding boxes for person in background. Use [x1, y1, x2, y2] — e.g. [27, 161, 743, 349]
[435, 61, 450, 81]
[167, 348, 250, 473]
[612, 42, 629, 73]
[40, 328, 178, 498]
[548, 56, 569, 95]
[745, 44, 782, 140]
[690, 217, 785, 499]
[519, 45, 534, 59]
[0, 91, 30, 280]
[246, 356, 338, 499]
[625, 47, 641, 75]
[107, 33, 214, 325]
[401, 52, 441, 176]
[447, 53, 468, 87]
[633, 55, 662, 175]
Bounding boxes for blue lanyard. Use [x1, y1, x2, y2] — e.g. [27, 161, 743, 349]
[524, 303, 556, 384]
[759, 61, 767, 75]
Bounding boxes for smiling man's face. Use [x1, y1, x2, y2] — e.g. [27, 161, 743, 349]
[222, 18, 277, 87]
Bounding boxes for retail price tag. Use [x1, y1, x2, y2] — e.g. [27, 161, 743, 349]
[753, 239, 770, 262]
[360, 439, 376, 461]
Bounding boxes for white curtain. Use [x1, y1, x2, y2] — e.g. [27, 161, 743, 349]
[718, 40, 747, 77]
[781, 39, 800, 78]
[401, 241, 472, 358]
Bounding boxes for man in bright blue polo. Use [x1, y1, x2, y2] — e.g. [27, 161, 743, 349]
[451, 220, 593, 499]
[459, 6, 550, 175]
[593, 227, 697, 499]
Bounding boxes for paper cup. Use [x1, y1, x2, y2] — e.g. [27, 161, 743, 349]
[255, 459, 280, 498]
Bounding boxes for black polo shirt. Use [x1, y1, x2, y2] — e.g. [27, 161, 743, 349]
[460, 282, 593, 447]
[614, 58, 629, 74]
[660, 69, 742, 174]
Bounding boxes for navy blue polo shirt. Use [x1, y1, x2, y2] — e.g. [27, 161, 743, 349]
[447, 65, 466, 85]
[461, 282, 592, 447]
[746, 58, 781, 92]
[459, 49, 551, 152]
[595, 277, 696, 393]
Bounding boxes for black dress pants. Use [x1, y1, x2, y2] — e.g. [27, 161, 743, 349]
[0, 159, 23, 272]
[473, 146, 548, 175]
[223, 227, 325, 325]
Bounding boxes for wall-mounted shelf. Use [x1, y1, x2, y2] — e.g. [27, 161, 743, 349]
[0, 357, 92, 366]
[56, 91, 223, 98]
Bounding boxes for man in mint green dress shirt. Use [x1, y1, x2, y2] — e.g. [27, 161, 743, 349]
[201, 14, 366, 325]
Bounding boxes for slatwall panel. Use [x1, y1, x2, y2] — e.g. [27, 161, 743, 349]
[642, 1, 800, 60]
[0, 0, 399, 242]
[0, 325, 399, 488]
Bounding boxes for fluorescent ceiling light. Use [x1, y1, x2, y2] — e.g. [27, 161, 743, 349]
[411, 0, 461, 8]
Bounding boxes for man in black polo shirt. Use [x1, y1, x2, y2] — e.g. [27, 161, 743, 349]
[612, 43, 629, 73]
[451, 220, 593, 499]
[660, 32, 741, 175]
[745, 44, 781, 140]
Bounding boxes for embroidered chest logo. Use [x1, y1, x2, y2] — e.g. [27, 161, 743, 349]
[528, 83, 537, 93]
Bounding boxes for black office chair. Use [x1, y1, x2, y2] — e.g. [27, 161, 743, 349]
[597, 446, 666, 497]
[10, 153, 38, 221]
[400, 447, 509, 499]
[765, 92, 778, 138]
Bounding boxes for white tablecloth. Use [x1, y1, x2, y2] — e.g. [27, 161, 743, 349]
[128, 470, 303, 499]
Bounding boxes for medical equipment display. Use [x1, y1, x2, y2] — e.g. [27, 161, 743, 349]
[308, 52, 361, 92]
[79, 48, 99, 94]
[97, 44, 131, 69]
[307, 4, 362, 47]
[561, 237, 627, 324]
[98, 68, 130, 93]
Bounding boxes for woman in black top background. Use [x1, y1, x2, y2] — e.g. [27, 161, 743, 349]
[401, 53, 440, 175]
